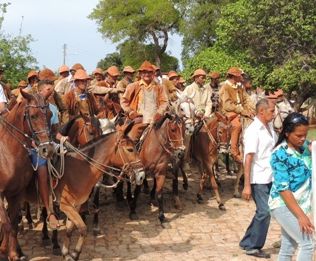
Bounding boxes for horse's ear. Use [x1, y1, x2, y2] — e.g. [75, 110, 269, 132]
[122, 120, 135, 137]
[20, 88, 33, 101]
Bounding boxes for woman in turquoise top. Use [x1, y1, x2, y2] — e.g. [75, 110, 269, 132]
[269, 112, 314, 261]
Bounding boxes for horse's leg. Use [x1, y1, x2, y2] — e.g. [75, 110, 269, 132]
[155, 175, 166, 224]
[197, 163, 206, 203]
[115, 181, 125, 209]
[24, 202, 34, 229]
[180, 166, 188, 191]
[41, 207, 51, 246]
[172, 168, 182, 210]
[150, 178, 156, 204]
[142, 176, 150, 194]
[127, 183, 141, 220]
[208, 165, 226, 211]
[61, 203, 87, 261]
[234, 162, 244, 198]
[61, 218, 75, 261]
[92, 186, 101, 236]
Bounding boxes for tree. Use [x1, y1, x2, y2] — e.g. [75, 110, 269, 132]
[97, 52, 123, 70]
[89, 0, 180, 67]
[0, 2, 37, 86]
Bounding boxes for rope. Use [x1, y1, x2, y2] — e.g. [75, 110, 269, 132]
[202, 119, 217, 146]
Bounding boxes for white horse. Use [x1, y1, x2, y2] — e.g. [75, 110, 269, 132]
[273, 98, 294, 131]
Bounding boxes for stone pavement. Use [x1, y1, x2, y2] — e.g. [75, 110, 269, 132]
[18, 170, 284, 261]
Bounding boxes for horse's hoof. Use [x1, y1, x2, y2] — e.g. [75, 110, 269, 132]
[218, 203, 226, 211]
[93, 227, 101, 236]
[52, 247, 62, 256]
[196, 194, 203, 204]
[233, 192, 241, 198]
[158, 213, 166, 224]
[64, 254, 75, 261]
[129, 212, 139, 220]
[174, 197, 182, 210]
[183, 183, 188, 191]
[28, 223, 34, 230]
[71, 251, 80, 261]
[42, 238, 51, 247]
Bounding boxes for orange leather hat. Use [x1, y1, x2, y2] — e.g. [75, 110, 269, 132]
[209, 71, 221, 79]
[138, 61, 155, 72]
[168, 71, 179, 79]
[193, 69, 206, 78]
[93, 68, 103, 75]
[74, 69, 91, 80]
[152, 65, 160, 71]
[123, 66, 135, 73]
[106, 66, 120, 77]
[38, 68, 56, 81]
[59, 65, 69, 73]
[227, 67, 243, 77]
[18, 80, 28, 88]
[71, 63, 85, 71]
[27, 70, 38, 80]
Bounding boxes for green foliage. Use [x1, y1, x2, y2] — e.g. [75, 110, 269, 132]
[89, 0, 181, 65]
[97, 52, 123, 71]
[0, 2, 37, 86]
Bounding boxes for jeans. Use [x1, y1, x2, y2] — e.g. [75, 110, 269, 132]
[271, 206, 314, 261]
[239, 183, 271, 250]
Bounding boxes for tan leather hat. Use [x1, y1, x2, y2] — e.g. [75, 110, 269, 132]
[59, 65, 69, 74]
[18, 80, 28, 88]
[38, 68, 56, 81]
[227, 67, 243, 77]
[168, 71, 179, 79]
[193, 69, 206, 78]
[138, 61, 155, 72]
[93, 68, 103, 75]
[27, 70, 38, 80]
[71, 63, 85, 71]
[209, 71, 220, 79]
[74, 69, 91, 80]
[123, 66, 135, 73]
[106, 66, 120, 77]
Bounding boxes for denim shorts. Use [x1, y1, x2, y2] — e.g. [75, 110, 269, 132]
[30, 149, 47, 167]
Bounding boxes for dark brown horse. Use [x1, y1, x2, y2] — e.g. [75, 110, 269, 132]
[133, 114, 185, 223]
[51, 122, 144, 260]
[0, 90, 54, 260]
[191, 112, 231, 210]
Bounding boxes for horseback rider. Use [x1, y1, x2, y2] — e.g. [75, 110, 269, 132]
[219, 67, 255, 163]
[117, 66, 136, 96]
[54, 65, 71, 95]
[208, 71, 221, 113]
[90, 68, 104, 86]
[163, 71, 179, 103]
[30, 68, 68, 230]
[183, 68, 213, 118]
[120, 60, 168, 142]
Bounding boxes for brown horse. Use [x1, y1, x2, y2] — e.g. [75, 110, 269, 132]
[51, 122, 145, 261]
[132, 113, 185, 223]
[191, 112, 231, 210]
[0, 90, 54, 260]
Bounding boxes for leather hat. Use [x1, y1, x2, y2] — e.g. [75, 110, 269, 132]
[74, 69, 91, 80]
[106, 66, 120, 77]
[123, 66, 135, 73]
[209, 71, 220, 79]
[27, 70, 38, 80]
[38, 68, 56, 81]
[59, 65, 69, 73]
[71, 63, 85, 71]
[227, 67, 243, 77]
[138, 61, 155, 72]
[93, 68, 103, 75]
[193, 69, 206, 78]
[18, 80, 28, 88]
[168, 71, 179, 80]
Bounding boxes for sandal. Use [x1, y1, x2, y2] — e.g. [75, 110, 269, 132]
[46, 213, 61, 230]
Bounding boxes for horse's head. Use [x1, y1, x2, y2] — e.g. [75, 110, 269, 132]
[21, 89, 54, 158]
[155, 113, 185, 161]
[214, 112, 231, 154]
[111, 121, 145, 186]
[177, 95, 195, 136]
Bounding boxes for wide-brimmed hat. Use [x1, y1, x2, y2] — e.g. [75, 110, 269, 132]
[168, 71, 179, 80]
[106, 66, 120, 77]
[93, 68, 103, 75]
[27, 70, 38, 80]
[209, 71, 220, 79]
[123, 66, 135, 73]
[71, 63, 85, 71]
[227, 67, 243, 77]
[59, 65, 69, 74]
[138, 61, 155, 72]
[38, 68, 56, 81]
[193, 69, 206, 78]
[74, 69, 91, 80]
[18, 80, 28, 88]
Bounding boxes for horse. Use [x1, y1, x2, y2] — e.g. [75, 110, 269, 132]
[51, 122, 145, 261]
[191, 112, 231, 210]
[0, 90, 54, 261]
[273, 98, 294, 131]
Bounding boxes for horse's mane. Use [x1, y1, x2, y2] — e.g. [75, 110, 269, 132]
[79, 132, 116, 152]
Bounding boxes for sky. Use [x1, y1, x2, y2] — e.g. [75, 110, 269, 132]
[2, 0, 183, 73]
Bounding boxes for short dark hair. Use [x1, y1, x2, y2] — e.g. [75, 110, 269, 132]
[275, 112, 309, 148]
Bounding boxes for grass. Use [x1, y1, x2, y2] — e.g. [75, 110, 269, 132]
[308, 127, 316, 140]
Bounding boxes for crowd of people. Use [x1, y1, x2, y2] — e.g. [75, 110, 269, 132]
[0, 61, 314, 260]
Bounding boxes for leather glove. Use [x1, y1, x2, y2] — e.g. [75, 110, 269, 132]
[153, 113, 163, 122]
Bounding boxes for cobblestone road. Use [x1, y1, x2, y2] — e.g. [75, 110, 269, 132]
[18, 170, 284, 261]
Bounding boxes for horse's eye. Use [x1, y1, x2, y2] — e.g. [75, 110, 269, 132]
[180, 108, 183, 111]
[31, 115, 38, 120]
[127, 148, 134, 152]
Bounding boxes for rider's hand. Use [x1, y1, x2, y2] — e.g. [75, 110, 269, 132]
[242, 185, 252, 201]
[298, 214, 314, 234]
[56, 132, 69, 142]
[129, 111, 142, 120]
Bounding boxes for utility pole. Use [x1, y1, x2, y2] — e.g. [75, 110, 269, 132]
[18, 16, 24, 36]
[63, 44, 67, 65]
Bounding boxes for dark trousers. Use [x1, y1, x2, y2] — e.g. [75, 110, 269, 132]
[239, 183, 272, 250]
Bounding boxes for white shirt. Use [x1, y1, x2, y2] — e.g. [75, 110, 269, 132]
[244, 117, 278, 184]
[0, 84, 7, 103]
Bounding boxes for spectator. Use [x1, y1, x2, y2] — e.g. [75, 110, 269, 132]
[239, 98, 277, 258]
[269, 112, 314, 260]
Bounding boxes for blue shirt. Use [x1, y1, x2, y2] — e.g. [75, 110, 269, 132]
[268, 141, 312, 213]
[49, 103, 59, 125]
